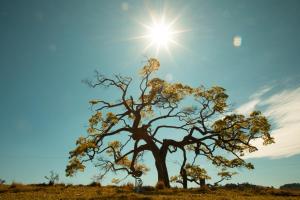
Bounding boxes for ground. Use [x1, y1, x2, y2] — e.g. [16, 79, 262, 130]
[1, 184, 300, 200]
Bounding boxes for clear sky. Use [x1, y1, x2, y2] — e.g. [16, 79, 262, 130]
[0, 0, 300, 188]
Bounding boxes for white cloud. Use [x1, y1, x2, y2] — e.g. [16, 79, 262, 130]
[237, 86, 300, 159]
[236, 99, 260, 115]
[250, 86, 272, 99]
[235, 85, 272, 115]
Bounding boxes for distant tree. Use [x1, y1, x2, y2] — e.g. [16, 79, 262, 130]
[170, 163, 211, 188]
[66, 58, 274, 188]
[0, 178, 5, 184]
[45, 171, 59, 185]
[214, 168, 237, 186]
[170, 164, 237, 188]
[280, 183, 300, 190]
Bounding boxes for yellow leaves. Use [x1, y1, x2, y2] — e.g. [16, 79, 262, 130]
[65, 157, 85, 177]
[87, 127, 95, 134]
[88, 111, 102, 127]
[248, 146, 258, 153]
[170, 175, 180, 183]
[193, 86, 228, 113]
[140, 105, 154, 119]
[263, 136, 275, 145]
[116, 156, 131, 167]
[125, 99, 134, 107]
[185, 164, 211, 180]
[146, 77, 194, 104]
[217, 168, 238, 179]
[245, 162, 254, 169]
[148, 78, 165, 90]
[185, 144, 195, 151]
[87, 111, 119, 134]
[106, 140, 129, 157]
[106, 112, 119, 124]
[210, 156, 249, 169]
[111, 178, 121, 184]
[71, 137, 97, 157]
[250, 110, 261, 117]
[145, 78, 165, 102]
[139, 58, 160, 76]
[248, 110, 274, 145]
[135, 163, 150, 174]
[89, 100, 100, 105]
[161, 83, 193, 103]
[128, 113, 135, 120]
[212, 119, 226, 132]
[212, 112, 273, 150]
[106, 140, 122, 156]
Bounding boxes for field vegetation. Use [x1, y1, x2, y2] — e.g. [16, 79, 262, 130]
[1, 182, 300, 200]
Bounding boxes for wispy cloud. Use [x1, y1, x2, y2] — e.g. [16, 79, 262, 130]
[236, 85, 272, 115]
[236, 86, 300, 159]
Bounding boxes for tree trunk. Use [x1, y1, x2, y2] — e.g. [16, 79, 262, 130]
[142, 132, 171, 188]
[154, 155, 170, 188]
[143, 133, 171, 188]
[180, 168, 187, 189]
[200, 178, 206, 188]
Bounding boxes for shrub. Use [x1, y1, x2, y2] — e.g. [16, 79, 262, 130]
[122, 182, 134, 190]
[196, 185, 211, 193]
[280, 183, 300, 190]
[9, 182, 23, 189]
[142, 185, 155, 192]
[44, 171, 59, 185]
[88, 181, 101, 187]
[0, 178, 5, 184]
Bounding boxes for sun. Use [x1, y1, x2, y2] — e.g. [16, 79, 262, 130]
[148, 20, 174, 48]
[132, 13, 187, 56]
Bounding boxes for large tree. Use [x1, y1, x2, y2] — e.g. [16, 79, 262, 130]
[66, 58, 274, 188]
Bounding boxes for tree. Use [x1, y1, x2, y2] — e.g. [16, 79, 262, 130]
[45, 170, 59, 185]
[170, 163, 211, 188]
[214, 168, 237, 186]
[171, 165, 237, 188]
[66, 58, 274, 188]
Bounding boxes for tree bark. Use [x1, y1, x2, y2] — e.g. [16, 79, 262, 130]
[154, 155, 170, 188]
[181, 168, 188, 189]
[141, 130, 171, 188]
[200, 178, 206, 188]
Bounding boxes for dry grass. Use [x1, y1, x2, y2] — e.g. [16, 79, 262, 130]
[0, 184, 300, 200]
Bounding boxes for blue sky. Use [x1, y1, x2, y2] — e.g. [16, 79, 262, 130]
[0, 0, 300, 187]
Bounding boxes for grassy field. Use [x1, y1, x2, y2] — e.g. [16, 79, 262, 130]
[1, 183, 300, 200]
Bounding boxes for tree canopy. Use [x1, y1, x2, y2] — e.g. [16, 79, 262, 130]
[66, 58, 274, 188]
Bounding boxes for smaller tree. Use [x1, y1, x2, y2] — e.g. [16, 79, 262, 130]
[170, 163, 211, 188]
[0, 178, 5, 184]
[214, 168, 237, 186]
[44, 171, 59, 185]
[171, 165, 237, 188]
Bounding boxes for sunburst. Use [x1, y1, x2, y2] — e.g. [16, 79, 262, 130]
[132, 12, 188, 56]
